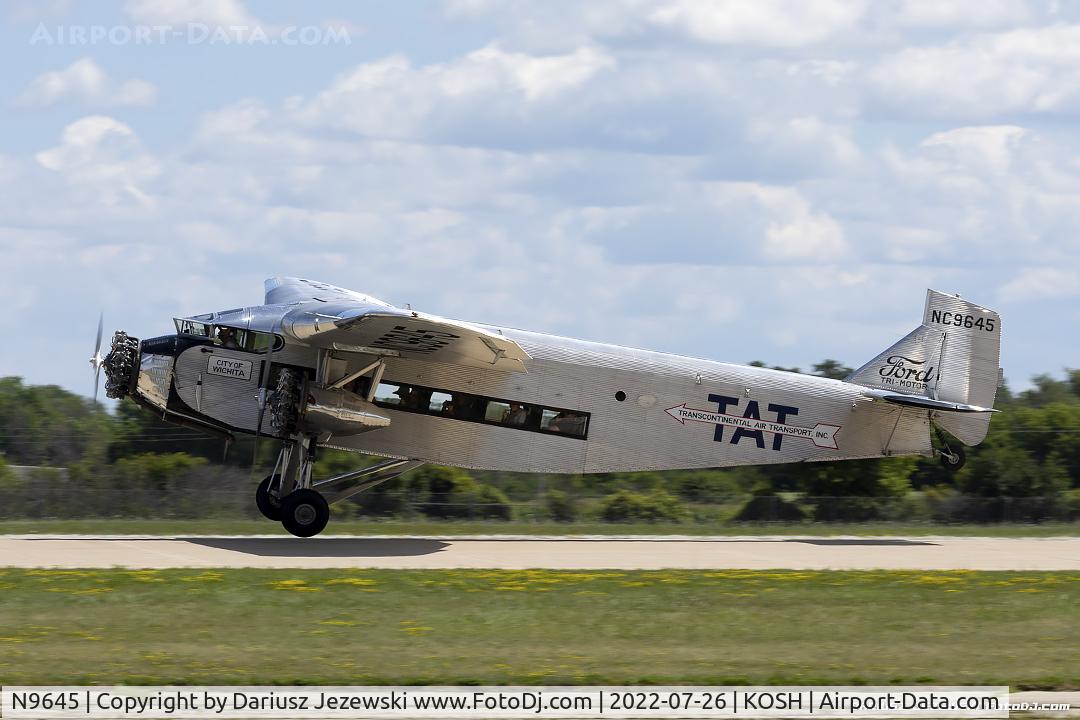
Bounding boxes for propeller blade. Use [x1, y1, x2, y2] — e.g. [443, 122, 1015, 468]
[94, 312, 103, 356]
[90, 311, 105, 405]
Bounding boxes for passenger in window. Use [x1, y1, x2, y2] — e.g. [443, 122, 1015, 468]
[413, 387, 433, 411]
[548, 410, 585, 436]
[455, 395, 482, 421]
[547, 410, 570, 432]
[507, 402, 529, 427]
[394, 386, 419, 409]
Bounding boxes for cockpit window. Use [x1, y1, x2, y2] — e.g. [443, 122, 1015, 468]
[213, 325, 283, 352]
[174, 318, 282, 351]
[175, 319, 211, 336]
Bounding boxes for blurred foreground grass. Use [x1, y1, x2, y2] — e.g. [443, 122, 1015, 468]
[0, 568, 1076, 688]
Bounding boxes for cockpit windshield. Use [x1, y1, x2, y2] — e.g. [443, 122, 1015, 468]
[174, 318, 282, 352]
[175, 318, 211, 337]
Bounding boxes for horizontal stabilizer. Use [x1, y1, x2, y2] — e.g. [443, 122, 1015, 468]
[860, 388, 997, 414]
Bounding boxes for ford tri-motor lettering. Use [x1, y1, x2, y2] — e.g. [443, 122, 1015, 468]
[879, 355, 936, 389]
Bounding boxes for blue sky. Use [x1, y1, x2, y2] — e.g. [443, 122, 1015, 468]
[2, 0, 1079, 398]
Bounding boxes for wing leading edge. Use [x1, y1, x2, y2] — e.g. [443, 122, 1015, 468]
[267, 277, 530, 373]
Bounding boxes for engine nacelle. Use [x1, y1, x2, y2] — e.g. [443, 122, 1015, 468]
[299, 385, 391, 437]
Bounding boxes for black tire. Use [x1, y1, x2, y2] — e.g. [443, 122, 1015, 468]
[256, 475, 283, 521]
[280, 489, 330, 538]
[939, 445, 966, 472]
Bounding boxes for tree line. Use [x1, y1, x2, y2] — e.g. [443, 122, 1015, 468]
[1, 364, 1079, 523]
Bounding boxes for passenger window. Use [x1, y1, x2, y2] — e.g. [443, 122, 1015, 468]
[543, 408, 587, 437]
[373, 382, 402, 406]
[541, 408, 560, 431]
[485, 400, 511, 423]
[369, 379, 588, 439]
[453, 394, 484, 422]
[512, 404, 540, 429]
[429, 391, 454, 414]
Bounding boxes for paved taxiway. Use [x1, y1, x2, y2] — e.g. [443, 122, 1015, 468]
[0, 535, 1078, 570]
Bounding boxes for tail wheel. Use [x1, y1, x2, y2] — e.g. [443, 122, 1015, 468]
[939, 445, 966, 472]
[255, 475, 283, 521]
[281, 489, 329, 538]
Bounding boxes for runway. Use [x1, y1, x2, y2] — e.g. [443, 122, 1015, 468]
[0, 534, 1078, 570]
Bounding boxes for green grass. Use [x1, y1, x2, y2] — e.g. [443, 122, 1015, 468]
[1, 518, 1077, 536]
[0, 568, 1076, 687]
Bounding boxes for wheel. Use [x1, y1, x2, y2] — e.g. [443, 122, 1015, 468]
[256, 475, 282, 521]
[280, 489, 330, 538]
[939, 445, 966, 472]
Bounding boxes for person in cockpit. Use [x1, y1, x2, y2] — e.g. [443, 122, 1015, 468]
[217, 326, 241, 350]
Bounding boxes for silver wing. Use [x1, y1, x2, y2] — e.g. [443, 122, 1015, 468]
[267, 277, 530, 373]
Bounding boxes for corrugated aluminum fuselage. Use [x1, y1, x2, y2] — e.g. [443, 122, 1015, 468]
[326, 326, 931, 474]
[135, 323, 931, 475]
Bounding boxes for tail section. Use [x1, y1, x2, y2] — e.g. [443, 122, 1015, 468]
[846, 290, 1002, 445]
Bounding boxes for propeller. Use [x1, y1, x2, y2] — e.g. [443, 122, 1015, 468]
[89, 312, 104, 404]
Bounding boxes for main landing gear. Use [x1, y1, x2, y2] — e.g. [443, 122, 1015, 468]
[256, 436, 422, 538]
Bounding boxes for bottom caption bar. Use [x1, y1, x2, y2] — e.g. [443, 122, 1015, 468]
[2, 686, 1010, 719]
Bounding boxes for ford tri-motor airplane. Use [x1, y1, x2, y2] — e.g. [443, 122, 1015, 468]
[95, 278, 1001, 537]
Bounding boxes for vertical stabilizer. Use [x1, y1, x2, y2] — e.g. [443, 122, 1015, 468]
[846, 290, 1001, 445]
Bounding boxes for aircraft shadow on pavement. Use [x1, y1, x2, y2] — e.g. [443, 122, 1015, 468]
[786, 538, 938, 546]
[182, 538, 450, 557]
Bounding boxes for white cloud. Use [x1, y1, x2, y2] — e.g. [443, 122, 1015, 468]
[999, 267, 1080, 302]
[887, 0, 1033, 29]
[295, 45, 616, 141]
[35, 116, 159, 208]
[721, 184, 848, 261]
[920, 125, 1027, 173]
[124, 0, 257, 26]
[16, 57, 157, 108]
[474, 45, 616, 101]
[650, 0, 867, 47]
[870, 25, 1080, 117]
[5, 0, 73, 23]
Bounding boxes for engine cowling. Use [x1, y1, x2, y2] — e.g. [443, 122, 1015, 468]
[300, 385, 391, 437]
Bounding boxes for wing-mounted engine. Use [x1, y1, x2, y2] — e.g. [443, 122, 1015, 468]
[268, 367, 303, 434]
[267, 366, 390, 439]
[301, 385, 391, 437]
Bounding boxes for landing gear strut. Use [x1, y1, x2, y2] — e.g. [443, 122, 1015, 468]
[256, 475, 282, 521]
[256, 437, 422, 537]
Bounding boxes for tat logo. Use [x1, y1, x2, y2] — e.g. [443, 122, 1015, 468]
[665, 395, 840, 450]
[878, 355, 937, 389]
